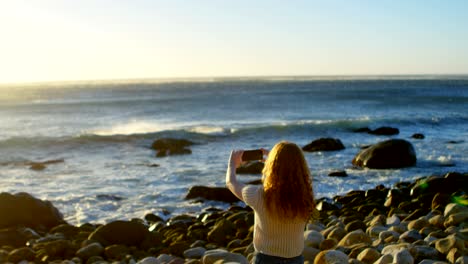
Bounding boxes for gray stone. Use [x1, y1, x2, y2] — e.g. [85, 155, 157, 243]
[76, 242, 104, 260]
[184, 247, 206, 259]
[386, 214, 401, 226]
[202, 249, 248, 264]
[137, 257, 161, 264]
[304, 230, 324, 248]
[394, 249, 414, 264]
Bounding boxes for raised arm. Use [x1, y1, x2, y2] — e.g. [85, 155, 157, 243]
[226, 150, 246, 201]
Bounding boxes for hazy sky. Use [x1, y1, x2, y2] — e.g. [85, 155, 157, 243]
[1, 0, 467, 84]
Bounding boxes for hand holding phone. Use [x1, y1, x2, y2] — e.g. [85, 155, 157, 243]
[242, 149, 264, 161]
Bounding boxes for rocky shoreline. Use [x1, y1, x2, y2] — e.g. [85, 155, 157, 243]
[1, 172, 467, 264]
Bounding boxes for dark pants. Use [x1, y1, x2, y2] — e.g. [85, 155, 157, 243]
[253, 252, 304, 264]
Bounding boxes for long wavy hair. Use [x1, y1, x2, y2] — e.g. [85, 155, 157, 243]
[262, 141, 315, 220]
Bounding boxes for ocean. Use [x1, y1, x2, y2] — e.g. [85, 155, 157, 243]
[0, 77, 467, 225]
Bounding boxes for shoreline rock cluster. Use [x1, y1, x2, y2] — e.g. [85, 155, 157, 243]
[1, 172, 467, 264]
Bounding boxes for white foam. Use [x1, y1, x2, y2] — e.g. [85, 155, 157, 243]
[91, 121, 175, 136]
[187, 126, 229, 135]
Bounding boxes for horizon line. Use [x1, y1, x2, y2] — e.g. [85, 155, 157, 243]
[2, 73, 468, 87]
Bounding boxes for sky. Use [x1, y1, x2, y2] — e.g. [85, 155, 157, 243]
[0, 0, 467, 84]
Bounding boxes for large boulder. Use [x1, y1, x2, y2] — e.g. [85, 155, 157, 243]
[303, 138, 345, 152]
[368, 126, 400, 136]
[0, 192, 65, 231]
[151, 138, 194, 157]
[185, 186, 240, 203]
[352, 139, 416, 169]
[88, 220, 155, 247]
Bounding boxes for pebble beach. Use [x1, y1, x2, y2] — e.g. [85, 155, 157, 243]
[1, 171, 467, 264]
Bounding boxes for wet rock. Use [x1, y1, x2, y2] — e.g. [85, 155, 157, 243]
[76, 242, 104, 260]
[353, 127, 372, 133]
[368, 126, 399, 136]
[236, 161, 264, 174]
[328, 170, 348, 177]
[151, 138, 194, 157]
[302, 138, 345, 152]
[411, 133, 425, 139]
[352, 139, 416, 169]
[313, 249, 349, 264]
[88, 220, 152, 247]
[0, 192, 65, 230]
[185, 186, 240, 203]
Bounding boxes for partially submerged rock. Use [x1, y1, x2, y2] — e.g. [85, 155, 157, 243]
[151, 138, 194, 157]
[352, 139, 416, 169]
[185, 186, 240, 203]
[303, 138, 345, 152]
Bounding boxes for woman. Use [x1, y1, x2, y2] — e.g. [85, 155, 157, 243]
[226, 141, 315, 264]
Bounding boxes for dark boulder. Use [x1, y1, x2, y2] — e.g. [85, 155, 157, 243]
[328, 170, 348, 177]
[352, 139, 416, 169]
[236, 161, 264, 174]
[88, 220, 154, 247]
[353, 127, 372, 133]
[410, 172, 468, 198]
[185, 186, 240, 203]
[368, 126, 399, 136]
[411, 133, 425, 139]
[302, 138, 345, 152]
[0, 192, 65, 231]
[151, 138, 194, 157]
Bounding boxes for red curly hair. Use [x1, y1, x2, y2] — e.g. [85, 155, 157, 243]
[262, 141, 315, 220]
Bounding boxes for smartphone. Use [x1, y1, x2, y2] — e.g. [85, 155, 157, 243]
[242, 149, 263, 161]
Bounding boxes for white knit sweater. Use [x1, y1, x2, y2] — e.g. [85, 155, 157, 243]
[242, 185, 306, 258]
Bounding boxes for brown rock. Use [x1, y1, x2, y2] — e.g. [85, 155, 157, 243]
[352, 139, 416, 169]
[435, 234, 465, 254]
[357, 248, 381, 264]
[88, 220, 151, 247]
[314, 250, 349, 264]
[302, 138, 345, 152]
[338, 230, 371, 247]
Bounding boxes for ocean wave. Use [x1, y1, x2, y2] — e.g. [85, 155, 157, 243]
[0, 115, 466, 150]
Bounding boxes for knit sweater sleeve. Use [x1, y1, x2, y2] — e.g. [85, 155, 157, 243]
[241, 185, 261, 209]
